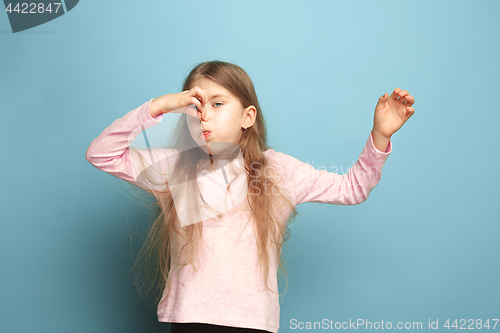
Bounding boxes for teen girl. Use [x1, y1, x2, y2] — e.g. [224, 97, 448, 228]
[85, 61, 415, 333]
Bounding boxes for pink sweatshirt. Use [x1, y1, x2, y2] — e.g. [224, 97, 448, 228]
[85, 99, 392, 332]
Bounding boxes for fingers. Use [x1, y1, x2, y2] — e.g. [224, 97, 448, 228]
[406, 106, 416, 117]
[389, 88, 400, 101]
[189, 97, 202, 111]
[390, 88, 415, 107]
[404, 94, 415, 106]
[184, 86, 208, 120]
[389, 88, 405, 101]
[390, 88, 409, 100]
[185, 86, 207, 104]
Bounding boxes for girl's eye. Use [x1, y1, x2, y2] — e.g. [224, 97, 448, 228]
[214, 102, 223, 107]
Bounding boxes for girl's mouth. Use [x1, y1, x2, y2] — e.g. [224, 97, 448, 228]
[199, 131, 211, 139]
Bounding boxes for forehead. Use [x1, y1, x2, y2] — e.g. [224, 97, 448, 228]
[190, 77, 234, 99]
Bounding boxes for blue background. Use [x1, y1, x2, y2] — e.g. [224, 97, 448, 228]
[1, 0, 499, 332]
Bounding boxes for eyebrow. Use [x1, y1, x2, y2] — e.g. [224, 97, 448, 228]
[208, 94, 229, 100]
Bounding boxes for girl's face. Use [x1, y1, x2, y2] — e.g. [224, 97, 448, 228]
[186, 77, 255, 153]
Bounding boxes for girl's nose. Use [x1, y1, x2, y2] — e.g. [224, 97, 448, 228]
[198, 103, 212, 122]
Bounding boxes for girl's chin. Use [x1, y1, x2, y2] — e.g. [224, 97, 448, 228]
[198, 141, 239, 156]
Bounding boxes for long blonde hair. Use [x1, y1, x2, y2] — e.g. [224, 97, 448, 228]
[128, 60, 298, 308]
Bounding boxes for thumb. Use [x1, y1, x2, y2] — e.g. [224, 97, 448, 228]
[376, 92, 388, 109]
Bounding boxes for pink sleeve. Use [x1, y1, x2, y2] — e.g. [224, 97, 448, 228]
[85, 98, 169, 192]
[268, 132, 392, 206]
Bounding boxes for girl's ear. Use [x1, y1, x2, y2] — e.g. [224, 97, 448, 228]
[243, 105, 257, 128]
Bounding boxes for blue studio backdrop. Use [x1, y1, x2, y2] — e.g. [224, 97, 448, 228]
[1, 1, 499, 332]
